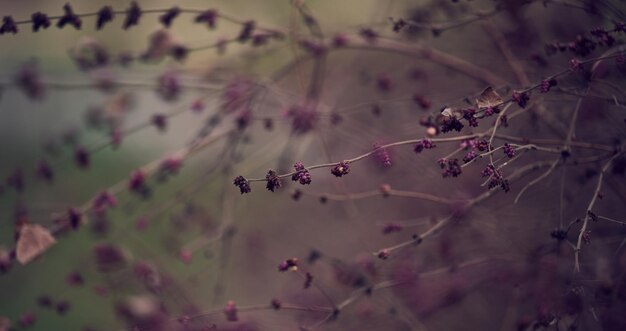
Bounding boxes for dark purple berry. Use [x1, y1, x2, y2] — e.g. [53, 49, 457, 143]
[331, 161, 350, 177]
[233, 176, 251, 194]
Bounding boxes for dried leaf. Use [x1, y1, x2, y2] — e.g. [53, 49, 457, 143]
[441, 106, 456, 117]
[16, 224, 56, 264]
[476, 86, 503, 108]
[436, 107, 462, 125]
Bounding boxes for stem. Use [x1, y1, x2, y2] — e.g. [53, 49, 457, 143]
[340, 37, 507, 86]
[574, 150, 624, 273]
[12, 6, 284, 34]
[301, 188, 460, 205]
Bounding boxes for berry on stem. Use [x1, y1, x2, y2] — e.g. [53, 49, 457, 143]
[331, 161, 350, 177]
[123, 2, 142, 30]
[96, 6, 114, 30]
[266, 169, 282, 192]
[57, 4, 81, 30]
[233, 176, 251, 194]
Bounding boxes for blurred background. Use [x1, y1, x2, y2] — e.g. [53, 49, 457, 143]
[0, 0, 625, 330]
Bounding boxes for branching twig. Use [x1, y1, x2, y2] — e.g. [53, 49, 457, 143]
[574, 150, 625, 273]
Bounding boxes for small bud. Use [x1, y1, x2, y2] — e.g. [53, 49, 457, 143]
[359, 28, 378, 43]
[156, 70, 180, 101]
[331, 161, 350, 177]
[179, 249, 192, 264]
[550, 229, 567, 240]
[332, 33, 349, 47]
[170, 44, 189, 62]
[128, 170, 148, 195]
[110, 129, 123, 148]
[511, 91, 530, 108]
[92, 191, 117, 213]
[278, 258, 298, 272]
[376, 74, 393, 92]
[233, 176, 251, 194]
[56, 300, 70, 315]
[123, 2, 142, 30]
[68, 208, 82, 230]
[582, 230, 591, 245]
[191, 99, 205, 113]
[391, 18, 407, 32]
[441, 158, 462, 178]
[15, 61, 45, 99]
[539, 78, 557, 93]
[195, 9, 218, 29]
[382, 222, 403, 234]
[238, 21, 256, 43]
[414, 139, 435, 154]
[223, 301, 238, 322]
[74, 147, 90, 169]
[93, 243, 128, 272]
[304, 272, 313, 289]
[413, 94, 431, 110]
[36, 160, 54, 182]
[374, 144, 392, 167]
[96, 6, 114, 30]
[587, 210, 598, 222]
[379, 184, 391, 197]
[57, 4, 81, 30]
[159, 156, 183, 176]
[31, 12, 51, 32]
[570, 58, 583, 72]
[159, 7, 180, 28]
[291, 162, 312, 185]
[151, 114, 168, 132]
[376, 249, 390, 260]
[178, 315, 190, 325]
[37, 295, 52, 308]
[291, 189, 302, 201]
[463, 150, 478, 163]
[0, 16, 18, 35]
[503, 143, 516, 158]
[270, 299, 282, 310]
[19, 312, 36, 328]
[265, 169, 282, 192]
[264, 118, 274, 130]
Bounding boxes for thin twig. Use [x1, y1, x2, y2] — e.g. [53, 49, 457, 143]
[574, 150, 624, 273]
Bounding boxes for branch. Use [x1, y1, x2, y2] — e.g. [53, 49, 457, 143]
[574, 150, 624, 273]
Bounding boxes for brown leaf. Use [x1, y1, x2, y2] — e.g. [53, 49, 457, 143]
[476, 86, 503, 109]
[436, 107, 462, 125]
[16, 224, 56, 264]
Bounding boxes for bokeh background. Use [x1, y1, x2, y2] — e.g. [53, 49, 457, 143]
[1, 0, 625, 330]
